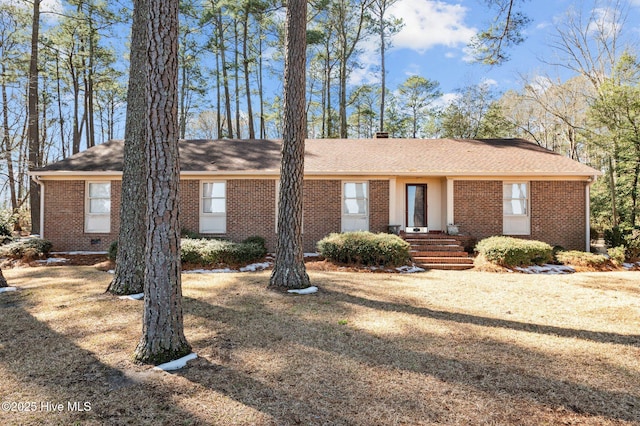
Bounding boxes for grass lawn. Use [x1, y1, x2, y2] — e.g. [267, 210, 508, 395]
[0, 266, 639, 425]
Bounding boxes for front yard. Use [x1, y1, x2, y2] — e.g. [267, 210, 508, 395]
[0, 267, 638, 425]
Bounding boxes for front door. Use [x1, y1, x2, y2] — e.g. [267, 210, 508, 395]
[406, 184, 428, 230]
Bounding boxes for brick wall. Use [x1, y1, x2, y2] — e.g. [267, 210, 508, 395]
[454, 180, 503, 240]
[454, 180, 587, 250]
[302, 180, 342, 252]
[43, 180, 120, 252]
[369, 180, 390, 233]
[42, 177, 397, 253]
[531, 181, 586, 250]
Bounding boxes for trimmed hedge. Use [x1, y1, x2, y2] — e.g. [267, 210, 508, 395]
[316, 231, 411, 267]
[108, 237, 268, 266]
[475, 236, 553, 267]
[0, 238, 53, 260]
[556, 250, 608, 267]
[181, 237, 267, 265]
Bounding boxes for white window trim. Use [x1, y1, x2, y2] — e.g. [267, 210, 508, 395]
[342, 181, 369, 232]
[503, 181, 530, 235]
[85, 181, 111, 233]
[199, 180, 227, 233]
[342, 181, 369, 216]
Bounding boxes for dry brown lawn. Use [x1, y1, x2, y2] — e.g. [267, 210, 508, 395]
[0, 266, 639, 425]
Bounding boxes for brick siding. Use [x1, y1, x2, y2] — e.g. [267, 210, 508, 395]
[369, 180, 390, 233]
[531, 181, 586, 250]
[43, 180, 121, 252]
[454, 180, 503, 240]
[42, 178, 391, 253]
[454, 180, 586, 250]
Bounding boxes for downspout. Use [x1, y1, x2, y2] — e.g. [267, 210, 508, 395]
[30, 174, 44, 239]
[585, 176, 596, 252]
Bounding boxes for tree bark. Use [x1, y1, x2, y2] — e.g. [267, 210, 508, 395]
[242, 7, 255, 139]
[217, 10, 233, 138]
[269, 0, 310, 290]
[0, 267, 7, 288]
[107, 0, 148, 296]
[134, 0, 191, 365]
[27, 0, 41, 235]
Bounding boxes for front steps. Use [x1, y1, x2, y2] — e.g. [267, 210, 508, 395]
[402, 232, 474, 270]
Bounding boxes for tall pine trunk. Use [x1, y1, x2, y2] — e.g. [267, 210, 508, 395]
[217, 10, 233, 138]
[269, 0, 310, 290]
[27, 0, 41, 235]
[134, 0, 191, 365]
[242, 8, 255, 139]
[107, 0, 148, 296]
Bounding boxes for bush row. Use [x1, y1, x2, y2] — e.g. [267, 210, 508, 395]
[0, 238, 53, 260]
[476, 236, 632, 269]
[109, 236, 267, 266]
[475, 236, 553, 267]
[316, 231, 411, 267]
[181, 236, 267, 265]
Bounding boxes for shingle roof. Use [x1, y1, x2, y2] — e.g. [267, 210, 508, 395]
[35, 138, 600, 177]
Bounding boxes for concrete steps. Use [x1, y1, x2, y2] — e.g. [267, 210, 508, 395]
[402, 232, 474, 270]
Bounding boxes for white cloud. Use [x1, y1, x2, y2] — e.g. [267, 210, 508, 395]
[349, 0, 477, 86]
[481, 78, 498, 87]
[389, 0, 477, 53]
[587, 7, 621, 39]
[1, 0, 64, 24]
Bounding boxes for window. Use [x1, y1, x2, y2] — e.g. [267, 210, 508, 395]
[342, 181, 369, 232]
[200, 181, 226, 233]
[85, 182, 111, 233]
[503, 182, 530, 235]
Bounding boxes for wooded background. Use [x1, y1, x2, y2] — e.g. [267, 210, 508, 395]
[1, 0, 638, 234]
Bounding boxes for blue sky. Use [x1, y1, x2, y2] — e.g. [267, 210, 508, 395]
[355, 0, 640, 101]
[23, 0, 640, 133]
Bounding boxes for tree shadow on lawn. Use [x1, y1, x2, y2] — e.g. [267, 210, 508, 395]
[180, 293, 640, 424]
[0, 293, 203, 426]
[322, 289, 640, 348]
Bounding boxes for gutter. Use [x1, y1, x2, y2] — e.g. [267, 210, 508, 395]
[30, 174, 45, 239]
[586, 175, 597, 252]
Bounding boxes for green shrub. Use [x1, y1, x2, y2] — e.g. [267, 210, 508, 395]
[108, 241, 118, 261]
[475, 236, 553, 267]
[604, 226, 630, 248]
[107, 238, 267, 266]
[624, 229, 640, 259]
[180, 237, 267, 265]
[0, 210, 15, 237]
[607, 246, 626, 265]
[242, 235, 267, 248]
[556, 250, 608, 267]
[316, 231, 411, 266]
[0, 238, 52, 260]
[181, 229, 201, 239]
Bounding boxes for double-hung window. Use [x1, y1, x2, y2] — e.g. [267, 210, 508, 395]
[503, 182, 530, 235]
[85, 182, 111, 233]
[342, 181, 369, 232]
[200, 181, 226, 233]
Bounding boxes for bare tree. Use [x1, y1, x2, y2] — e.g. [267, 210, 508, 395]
[269, 0, 310, 290]
[469, 0, 530, 65]
[107, 0, 148, 296]
[134, 0, 191, 365]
